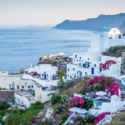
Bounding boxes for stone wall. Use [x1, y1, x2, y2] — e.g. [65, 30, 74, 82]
[0, 90, 14, 102]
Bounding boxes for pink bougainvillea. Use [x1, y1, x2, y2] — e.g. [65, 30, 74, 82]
[68, 96, 85, 108]
[87, 76, 121, 96]
[33, 72, 38, 76]
[93, 112, 111, 125]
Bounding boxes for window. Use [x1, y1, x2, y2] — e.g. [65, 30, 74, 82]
[73, 68, 75, 71]
[70, 75, 72, 79]
[85, 72, 87, 74]
[68, 68, 70, 71]
[106, 64, 108, 68]
[25, 83, 27, 84]
[28, 86, 30, 88]
[44, 72, 46, 73]
[9, 84, 11, 88]
[42, 74, 44, 76]
[79, 63, 81, 66]
[47, 74, 48, 77]
[22, 86, 24, 88]
[88, 58, 89, 60]
[17, 85, 19, 89]
[31, 85, 33, 88]
[110, 62, 112, 65]
[94, 64, 96, 67]
[75, 55, 77, 58]
[80, 57, 81, 59]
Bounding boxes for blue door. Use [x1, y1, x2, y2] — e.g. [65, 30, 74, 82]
[88, 62, 89, 68]
[25, 84, 28, 91]
[100, 68, 102, 72]
[80, 72, 82, 77]
[91, 68, 94, 75]
[12, 84, 15, 90]
[44, 74, 46, 79]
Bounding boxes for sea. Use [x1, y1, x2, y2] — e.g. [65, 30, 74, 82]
[0, 26, 93, 73]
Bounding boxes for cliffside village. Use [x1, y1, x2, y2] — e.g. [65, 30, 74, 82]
[1, 27, 125, 124]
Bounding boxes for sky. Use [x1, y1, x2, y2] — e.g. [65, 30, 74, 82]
[0, 0, 125, 26]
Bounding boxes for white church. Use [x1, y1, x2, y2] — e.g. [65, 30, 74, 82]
[66, 28, 125, 80]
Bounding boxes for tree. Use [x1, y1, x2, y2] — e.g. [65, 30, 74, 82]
[0, 101, 10, 110]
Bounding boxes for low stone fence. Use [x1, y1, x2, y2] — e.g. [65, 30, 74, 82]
[0, 90, 14, 102]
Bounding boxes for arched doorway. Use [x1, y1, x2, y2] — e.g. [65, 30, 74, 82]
[12, 83, 15, 90]
[25, 83, 28, 91]
[77, 71, 82, 78]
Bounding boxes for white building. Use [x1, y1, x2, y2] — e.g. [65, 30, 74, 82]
[66, 27, 125, 80]
[23, 62, 59, 89]
[0, 74, 37, 91]
[25, 64, 58, 80]
[88, 28, 125, 53]
[14, 89, 54, 108]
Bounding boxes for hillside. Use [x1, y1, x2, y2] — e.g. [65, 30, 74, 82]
[54, 13, 125, 31]
[120, 21, 125, 34]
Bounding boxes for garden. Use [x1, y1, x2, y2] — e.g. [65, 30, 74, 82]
[0, 101, 49, 125]
[87, 76, 121, 96]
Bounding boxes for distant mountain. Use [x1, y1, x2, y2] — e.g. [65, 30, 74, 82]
[120, 21, 125, 34]
[54, 13, 125, 31]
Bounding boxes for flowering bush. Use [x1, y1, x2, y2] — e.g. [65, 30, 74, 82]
[33, 72, 38, 76]
[67, 115, 96, 125]
[87, 76, 121, 96]
[68, 97, 85, 108]
[73, 116, 86, 125]
[93, 112, 111, 125]
[68, 97, 93, 110]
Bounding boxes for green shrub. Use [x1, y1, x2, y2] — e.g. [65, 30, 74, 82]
[51, 94, 61, 105]
[58, 71, 65, 78]
[53, 106, 61, 114]
[39, 57, 42, 61]
[58, 114, 68, 125]
[57, 78, 72, 91]
[0, 101, 11, 110]
[83, 97, 94, 111]
[108, 45, 125, 55]
[81, 91, 86, 95]
[36, 120, 43, 125]
[6, 109, 25, 115]
[63, 57, 69, 60]
[5, 113, 21, 125]
[60, 95, 67, 104]
[21, 101, 48, 120]
[0, 110, 6, 124]
[20, 119, 32, 125]
[90, 83, 102, 91]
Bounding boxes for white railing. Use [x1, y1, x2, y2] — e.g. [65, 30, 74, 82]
[64, 112, 75, 125]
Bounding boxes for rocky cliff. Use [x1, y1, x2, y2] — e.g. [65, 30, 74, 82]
[54, 13, 125, 31]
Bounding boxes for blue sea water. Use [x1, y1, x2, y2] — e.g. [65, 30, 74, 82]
[0, 27, 93, 73]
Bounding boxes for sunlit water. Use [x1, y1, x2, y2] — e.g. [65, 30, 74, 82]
[0, 27, 93, 73]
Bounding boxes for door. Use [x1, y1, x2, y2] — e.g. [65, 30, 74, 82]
[80, 72, 82, 77]
[100, 68, 102, 72]
[12, 84, 15, 90]
[88, 62, 89, 68]
[91, 68, 94, 75]
[44, 74, 46, 79]
[25, 83, 28, 91]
